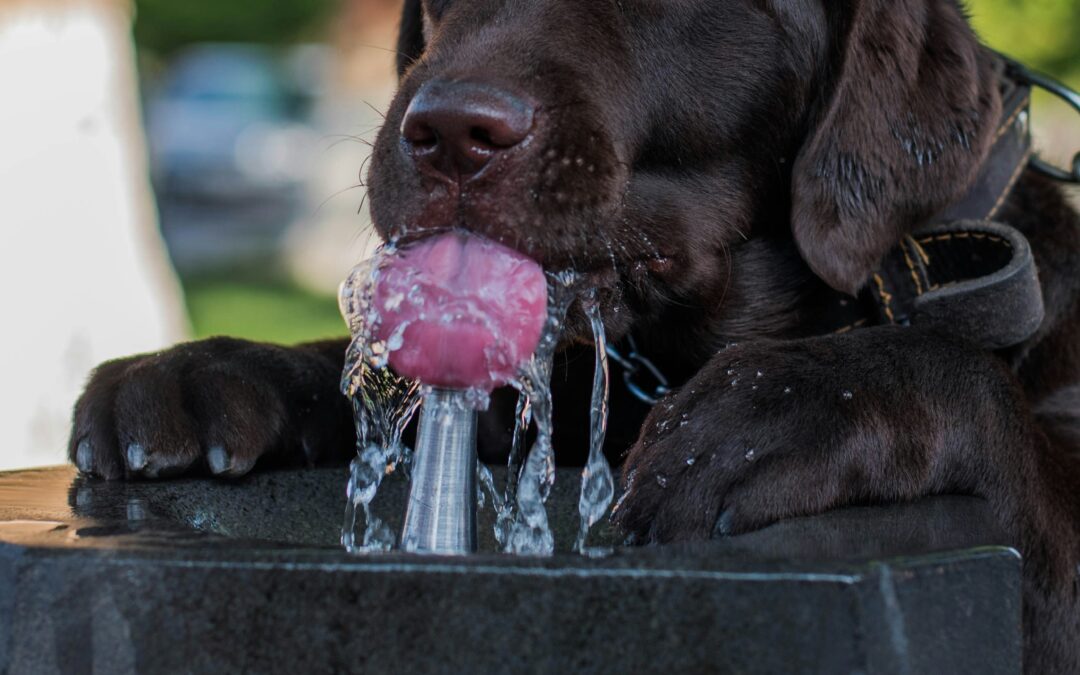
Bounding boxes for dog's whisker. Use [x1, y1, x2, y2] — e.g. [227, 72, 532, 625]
[315, 184, 366, 216]
[348, 223, 379, 249]
[322, 134, 377, 152]
[359, 99, 388, 120]
[335, 138, 374, 151]
[358, 154, 374, 184]
[352, 40, 416, 63]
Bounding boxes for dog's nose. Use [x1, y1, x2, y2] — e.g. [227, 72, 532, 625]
[401, 80, 535, 178]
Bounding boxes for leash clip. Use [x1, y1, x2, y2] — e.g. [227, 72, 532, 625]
[606, 335, 671, 406]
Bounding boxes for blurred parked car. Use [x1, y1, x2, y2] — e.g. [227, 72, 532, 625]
[144, 44, 324, 273]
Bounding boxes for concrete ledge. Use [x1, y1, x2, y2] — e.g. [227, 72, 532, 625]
[0, 467, 1022, 674]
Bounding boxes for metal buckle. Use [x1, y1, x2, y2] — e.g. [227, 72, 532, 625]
[605, 334, 671, 406]
[1002, 55, 1080, 184]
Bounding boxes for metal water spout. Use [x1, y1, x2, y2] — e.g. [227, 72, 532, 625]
[400, 389, 478, 554]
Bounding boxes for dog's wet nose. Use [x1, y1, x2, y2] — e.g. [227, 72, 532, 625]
[401, 80, 535, 178]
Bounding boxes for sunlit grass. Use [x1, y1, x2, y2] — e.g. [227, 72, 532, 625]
[183, 280, 347, 345]
[969, 0, 1080, 88]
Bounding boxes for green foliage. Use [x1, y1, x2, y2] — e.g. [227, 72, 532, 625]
[183, 281, 347, 345]
[131, 0, 1080, 83]
[133, 0, 338, 55]
[967, 0, 1080, 84]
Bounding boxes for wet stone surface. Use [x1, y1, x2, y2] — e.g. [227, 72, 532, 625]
[0, 466, 1021, 674]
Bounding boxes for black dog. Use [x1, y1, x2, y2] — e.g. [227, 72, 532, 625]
[70, 1, 1080, 670]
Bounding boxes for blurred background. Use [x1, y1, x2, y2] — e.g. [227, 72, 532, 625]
[0, 0, 1077, 470]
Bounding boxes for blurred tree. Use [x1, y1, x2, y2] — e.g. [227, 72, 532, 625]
[133, 0, 339, 55]
[131, 0, 1080, 84]
[968, 0, 1080, 84]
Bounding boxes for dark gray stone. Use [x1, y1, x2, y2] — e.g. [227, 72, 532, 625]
[0, 466, 1021, 674]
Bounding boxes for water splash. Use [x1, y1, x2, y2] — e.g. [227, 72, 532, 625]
[343, 441, 397, 551]
[574, 289, 614, 555]
[504, 270, 576, 555]
[477, 461, 508, 542]
[339, 247, 423, 553]
[493, 391, 532, 547]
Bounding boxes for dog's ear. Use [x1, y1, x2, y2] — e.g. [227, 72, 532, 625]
[396, 0, 425, 77]
[790, 0, 1002, 295]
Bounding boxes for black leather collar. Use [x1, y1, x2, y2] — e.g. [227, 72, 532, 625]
[936, 55, 1034, 223]
[840, 52, 1080, 351]
[611, 53, 1078, 407]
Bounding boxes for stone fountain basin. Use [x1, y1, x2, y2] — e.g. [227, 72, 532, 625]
[0, 466, 1020, 674]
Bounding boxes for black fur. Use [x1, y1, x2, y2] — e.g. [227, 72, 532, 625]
[69, 1, 1080, 670]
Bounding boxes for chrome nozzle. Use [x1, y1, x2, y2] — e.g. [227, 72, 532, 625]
[400, 389, 478, 554]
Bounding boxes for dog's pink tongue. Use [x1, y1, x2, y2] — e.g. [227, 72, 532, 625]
[374, 233, 547, 390]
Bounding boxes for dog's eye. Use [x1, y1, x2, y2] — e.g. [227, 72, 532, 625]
[423, 0, 452, 21]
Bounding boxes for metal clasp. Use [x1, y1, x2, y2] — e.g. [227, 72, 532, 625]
[1003, 55, 1080, 184]
[605, 334, 671, 406]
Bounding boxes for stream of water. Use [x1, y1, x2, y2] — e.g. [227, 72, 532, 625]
[500, 270, 576, 555]
[574, 289, 614, 555]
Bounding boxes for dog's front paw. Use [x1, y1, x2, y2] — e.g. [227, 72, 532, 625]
[612, 338, 907, 543]
[69, 337, 352, 480]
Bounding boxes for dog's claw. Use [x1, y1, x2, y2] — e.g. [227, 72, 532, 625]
[125, 443, 148, 472]
[207, 445, 229, 475]
[713, 508, 735, 537]
[75, 440, 94, 474]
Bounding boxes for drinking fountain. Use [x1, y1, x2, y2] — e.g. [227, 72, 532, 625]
[0, 233, 1027, 673]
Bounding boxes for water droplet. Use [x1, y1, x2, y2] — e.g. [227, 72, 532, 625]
[744, 448, 757, 462]
[383, 291, 405, 312]
[385, 322, 408, 351]
[685, 456, 696, 466]
[656, 474, 668, 488]
[756, 370, 764, 378]
[842, 390, 854, 400]
[783, 387, 792, 394]
[612, 469, 638, 516]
